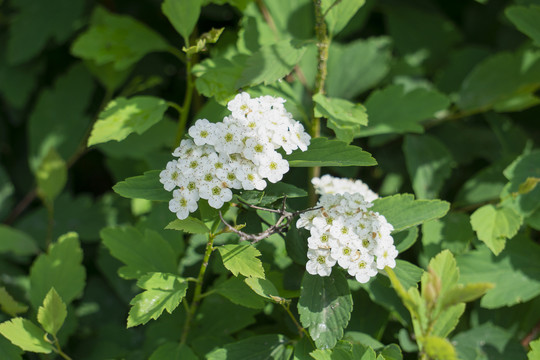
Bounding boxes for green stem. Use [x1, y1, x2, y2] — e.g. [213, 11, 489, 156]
[180, 232, 216, 344]
[281, 302, 315, 347]
[53, 335, 72, 360]
[175, 57, 194, 146]
[308, 0, 331, 207]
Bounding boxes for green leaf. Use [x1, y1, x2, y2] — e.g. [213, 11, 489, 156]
[452, 323, 527, 360]
[506, 5, 540, 47]
[113, 170, 170, 202]
[101, 226, 178, 279]
[0, 225, 38, 256]
[423, 336, 457, 360]
[454, 162, 508, 207]
[503, 150, 540, 216]
[0, 318, 53, 354]
[313, 93, 368, 143]
[71, 6, 170, 70]
[0, 288, 28, 317]
[298, 271, 353, 349]
[166, 217, 210, 234]
[127, 272, 188, 327]
[371, 194, 450, 233]
[218, 244, 265, 279]
[403, 134, 454, 199]
[215, 276, 266, 309]
[361, 85, 450, 137]
[183, 28, 224, 55]
[431, 303, 465, 339]
[441, 283, 494, 309]
[394, 226, 418, 253]
[35, 148, 67, 204]
[421, 213, 473, 258]
[193, 54, 248, 105]
[29, 232, 86, 309]
[322, 0, 366, 36]
[244, 277, 282, 302]
[384, 5, 461, 69]
[327, 37, 392, 99]
[457, 235, 540, 308]
[528, 338, 540, 360]
[378, 344, 402, 360]
[162, 0, 203, 42]
[150, 342, 198, 360]
[285, 137, 376, 167]
[88, 96, 168, 146]
[206, 334, 292, 360]
[37, 288, 67, 336]
[423, 250, 458, 302]
[28, 64, 94, 172]
[457, 49, 540, 111]
[0, 335, 23, 360]
[236, 181, 307, 206]
[236, 40, 306, 88]
[7, 0, 85, 64]
[470, 205, 523, 255]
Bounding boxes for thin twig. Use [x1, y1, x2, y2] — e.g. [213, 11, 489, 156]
[219, 197, 321, 243]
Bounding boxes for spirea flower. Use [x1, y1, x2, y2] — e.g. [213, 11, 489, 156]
[298, 177, 397, 283]
[159, 92, 311, 219]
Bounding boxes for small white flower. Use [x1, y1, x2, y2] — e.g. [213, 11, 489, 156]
[188, 119, 216, 146]
[258, 152, 289, 183]
[306, 248, 336, 277]
[205, 183, 233, 209]
[159, 160, 180, 191]
[375, 244, 398, 270]
[242, 137, 273, 164]
[169, 189, 198, 219]
[307, 227, 332, 250]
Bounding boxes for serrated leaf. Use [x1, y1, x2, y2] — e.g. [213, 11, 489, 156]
[457, 49, 540, 112]
[35, 148, 67, 204]
[371, 194, 450, 233]
[127, 272, 188, 327]
[327, 37, 391, 99]
[313, 93, 368, 143]
[0, 226, 38, 256]
[404, 134, 454, 199]
[113, 170, 170, 201]
[193, 54, 248, 105]
[28, 64, 94, 172]
[88, 96, 168, 146]
[431, 303, 465, 338]
[322, 0, 366, 36]
[183, 28, 224, 55]
[207, 334, 292, 360]
[457, 235, 540, 308]
[394, 227, 418, 253]
[101, 226, 178, 280]
[29, 232, 86, 309]
[422, 213, 473, 258]
[470, 205, 523, 255]
[0, 318, 53, 353]
[285, 137, 376, 167]
[0, 288, 28, 317]
[149, 342, 198, 360]
[7, 0, 85, 64]
[244, 277, 282, 302]
[218, 244, 265, 279]
[378, 344, 403, 360]
[162, 0, 202, 42]
[361, 85, 450, 137]
[236, 40, 306, 88]
[37, 288, 67, 336]
[215, 276, 266, 309]
[236, 181, 307, 206]
[423, 336, 457, 360]
[506, 5, 540, 47]
[166, 217, 210, 234]
[298, 271, 353, 349]
[71, 6, 169, 70]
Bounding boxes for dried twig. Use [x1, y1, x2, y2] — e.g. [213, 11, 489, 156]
[219, 196, 321, 243]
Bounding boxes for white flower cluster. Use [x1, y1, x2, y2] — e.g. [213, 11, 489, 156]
[297, 178, 397, 283]
[312, 174, 379, 202]
[160, 92, 311, 220]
